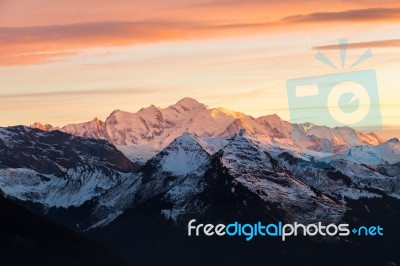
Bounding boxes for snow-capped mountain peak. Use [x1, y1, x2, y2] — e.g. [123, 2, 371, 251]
[28, 98, 385, 163]
[62, 117, 108, 141]
[30, 122, 59, 131]
[0, 126, 137, 208]
[174, 97, 206, 110]
[149, 132, 210, 176]
[336, 136, 400, 165]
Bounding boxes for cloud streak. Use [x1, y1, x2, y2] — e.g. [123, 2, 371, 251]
[282, 7, 400, 23]
[0, 88, 156, 99]
[0, 19, 286, 66]
[314, 39, 400, 50]
[0, 21, 197, 66]
[1, 7, 400, 66]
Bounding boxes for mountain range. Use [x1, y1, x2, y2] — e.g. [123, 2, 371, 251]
[1, 97, 400, 265]
[30, 97, 384, 162]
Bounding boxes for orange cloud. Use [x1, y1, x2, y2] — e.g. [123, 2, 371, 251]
[282, 7, 400, 23]
[0, 20, 281, 66]
[1, 7, 400, 66]
[0, 88, 157, 99]
[314, 39, 400, 50]
[0, 21, 192, 66]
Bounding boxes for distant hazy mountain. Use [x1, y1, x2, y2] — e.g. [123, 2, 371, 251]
[31, 97, 383, 163]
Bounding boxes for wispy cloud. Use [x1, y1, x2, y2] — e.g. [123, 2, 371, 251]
[0, 88, 156, 99]
[0, 19, 283, 66]
[0, 20, 240, 66]
[282, 7, 400, 22]
[314, 39, 400, 50]
[2, 7, 400, 66]
[0, 21, 193, 66]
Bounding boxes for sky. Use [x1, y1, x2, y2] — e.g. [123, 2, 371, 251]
[0, 0, 399, 139]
